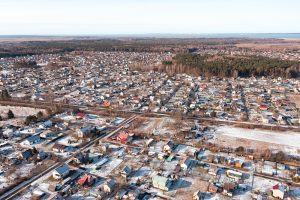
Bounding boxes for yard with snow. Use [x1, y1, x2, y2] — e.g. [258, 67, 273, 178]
[0, 106, 46, 126]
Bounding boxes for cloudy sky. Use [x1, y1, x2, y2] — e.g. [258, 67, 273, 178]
[0, 0, 299, 35]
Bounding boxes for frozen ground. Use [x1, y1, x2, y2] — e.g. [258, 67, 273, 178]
[0, 106, 46, 126]
[215, 125, 300, 153]
[0, 106, 46, 118]
[0, 175, 8, 190]
[137, 117, 175, 135]
[252, 176, 279, 193]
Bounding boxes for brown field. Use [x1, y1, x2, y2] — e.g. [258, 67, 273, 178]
[236, 42, 300, 50]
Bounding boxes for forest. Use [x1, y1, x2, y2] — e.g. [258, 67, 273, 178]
[0, 37, 277, 58]
[173, 53, 300, 78]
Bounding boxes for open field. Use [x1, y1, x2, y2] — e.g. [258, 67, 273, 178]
[0, 106, 46, 126]
[213, 125, 300, 154]
[236, 42, 300, 49]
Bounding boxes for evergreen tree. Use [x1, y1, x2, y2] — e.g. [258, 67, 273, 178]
[0, 89, 11, 100]
[36, 111, 43, 119]
[7, 110, 14, 119]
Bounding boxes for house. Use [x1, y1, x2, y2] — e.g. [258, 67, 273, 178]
[73, 152, 90, 165]
[47, 193, 64, 200]
[52, 143, 66, 153]
[2, 128, 15, 138]
[181, 157, 193, 170]
[48, 184, 60, 192]
[117, 132, 133, 144]
[102, 179, 116, 193]
[208, 165, 221, 176]
[55, 122, 68, 130]
[20, 135, 41, 146]
[152, 175, 172, 191]
[116, 189, 128, 199]
[208, 184, 218, 193]
[18, 149, 33, 160]
[77, 126, 92, 138]
[37, 151, 48, 160]
[76, 112, 86, 118]
[223, 182, 238, 197]
[193, 191, 206, 200]
[146, 138, 154, 147]
[120, 165, 132, 179]
[103, 100, 110, 107]
[110, 117, 124, 126]
[163, 141, 175, 153]
[226, 170, 243, 180]
[74, 152, 101, 165]
[32, 190, 45, 199]
[167, 154, 176, 162]
[235, 160, 244, 168]
[40, 130, 57, 139]
[272, 184, 288, 199]
[39, 120, 53, 129]
[259, 105, 268, 110]
[53, 164, 70, 180]
[77, 174, 95, 186]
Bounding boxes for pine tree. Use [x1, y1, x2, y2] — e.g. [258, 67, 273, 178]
[37, 111, 43, 119]
[7, 110, 14, 119]
[1, 89, 11, 100]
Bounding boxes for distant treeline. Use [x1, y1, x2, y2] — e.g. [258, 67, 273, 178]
[14, 60, 39, 69]
[173, 54, 300, 78]
[0, 38, 278, 58]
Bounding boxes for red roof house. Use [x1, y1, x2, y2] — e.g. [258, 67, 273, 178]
[76, 112, 86, 118]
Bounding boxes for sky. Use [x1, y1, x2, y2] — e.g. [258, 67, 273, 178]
[0, 0, 299, 35]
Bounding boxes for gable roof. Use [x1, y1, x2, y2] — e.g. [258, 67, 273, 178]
[152, 175, 169, 187]
[55, 164, 70, 175]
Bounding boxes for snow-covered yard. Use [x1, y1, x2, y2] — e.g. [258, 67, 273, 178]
[0, 106, 46, 126]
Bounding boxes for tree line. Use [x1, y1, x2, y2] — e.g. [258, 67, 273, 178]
[173, 53, 300, 78]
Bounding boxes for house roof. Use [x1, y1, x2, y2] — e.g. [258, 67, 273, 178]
[78, 174, 93, 185]
[118, 132, 128, 140]
[152, 175, 169, 186]
[121, 166, 132, 175]
[55, 164, 70, 175]
[80, 126, 92, 133]
[77, 112, 86, 118]
[21, 149, 33, 159]
[272, 184, 286, 192]
[224, 182, 237, 191]
[105, 179, 116, 188]
[52, 143, 65, 150]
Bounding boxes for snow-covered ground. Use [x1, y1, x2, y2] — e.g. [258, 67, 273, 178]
[0, 106, 46, 118]
[0, 106, 46, 126]
[137, 117, 175, 135]
[90, 157, 122, 177]
[0, 175, 8, 190]
[215, 125, 300, 152]
[174, 144, 198, 156]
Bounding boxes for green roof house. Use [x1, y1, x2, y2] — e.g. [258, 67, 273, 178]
[152, 175, 172, 191]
